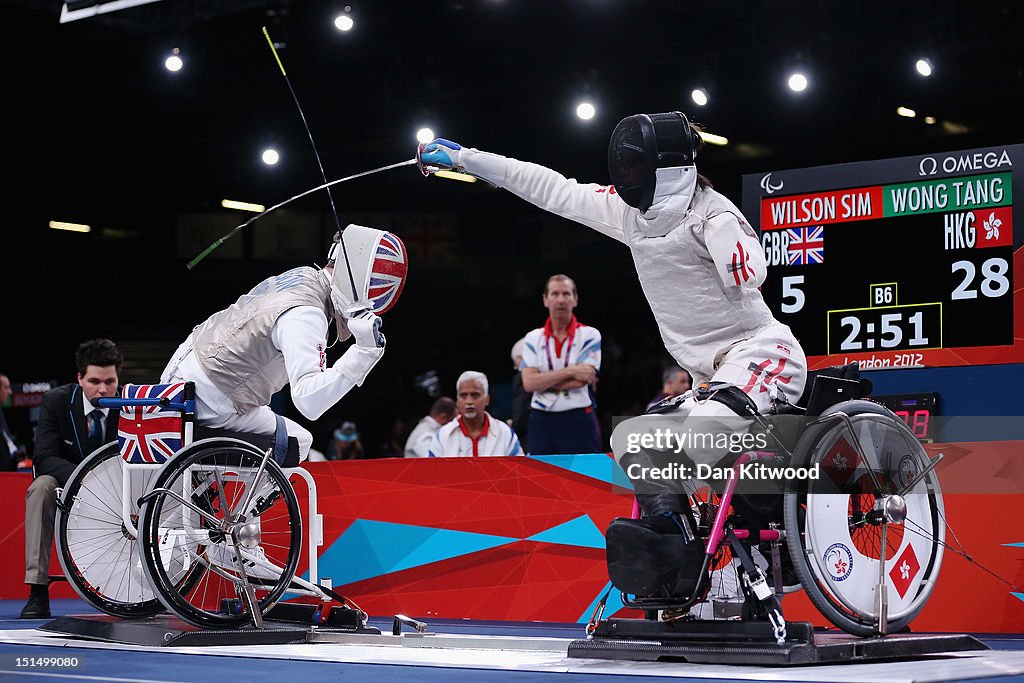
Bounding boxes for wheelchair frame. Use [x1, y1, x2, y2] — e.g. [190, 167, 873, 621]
[597, 395, 946, 640]
[56, 381, 333, 628]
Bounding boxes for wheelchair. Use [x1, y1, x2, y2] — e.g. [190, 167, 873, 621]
[53, 381, 340, 629]
[603, 365, 946, 639]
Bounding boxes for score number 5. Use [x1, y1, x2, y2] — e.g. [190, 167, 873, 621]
[781, 275, 805, 313]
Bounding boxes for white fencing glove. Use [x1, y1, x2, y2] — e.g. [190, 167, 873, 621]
[347, 309, 385, 348]
[335, 309, 385, 385]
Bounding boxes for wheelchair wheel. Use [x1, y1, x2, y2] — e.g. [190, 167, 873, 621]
[137, 440, 302, 628]
[784, 400, 945, 636]
[55, 443, 166, 617]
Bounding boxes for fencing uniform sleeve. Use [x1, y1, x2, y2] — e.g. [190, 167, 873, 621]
[704, 212, 767, 289]
[272, 306, 358, 421]
[460, 148, 631, 244]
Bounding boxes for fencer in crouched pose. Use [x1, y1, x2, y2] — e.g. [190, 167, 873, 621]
[418, 112, 806, 595]
[162, 225, 408, 462]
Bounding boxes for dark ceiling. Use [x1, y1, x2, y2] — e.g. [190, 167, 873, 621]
[6, 0, 1022, 227]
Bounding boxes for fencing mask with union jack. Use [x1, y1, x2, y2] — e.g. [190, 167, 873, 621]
[327, 224, 408, 323]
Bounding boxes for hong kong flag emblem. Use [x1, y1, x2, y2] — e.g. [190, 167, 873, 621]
[889, 543, 921, 599]
[821, 436, 861, 489]
[974, 207, 1012, 248]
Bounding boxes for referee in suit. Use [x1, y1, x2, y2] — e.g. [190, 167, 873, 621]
[20, 339, 123, 619]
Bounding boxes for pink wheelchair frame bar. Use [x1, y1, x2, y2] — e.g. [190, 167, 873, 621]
[630, 450, 783, 552]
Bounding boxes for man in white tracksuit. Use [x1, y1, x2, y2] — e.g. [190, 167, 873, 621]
[418, 112, 806, 594]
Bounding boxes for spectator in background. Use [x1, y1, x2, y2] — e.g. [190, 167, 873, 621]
[520, 275, 602, 455]
[377, 416, 408, 458]
[429, 371, 522, 457]
[646, 365, 693, 412]
[328, 421, 365, 460]
[0, 373, 24, 472]
[21, 339, 123, 619]
[509, 337, 532, 452]
[404, 396, 456, 458]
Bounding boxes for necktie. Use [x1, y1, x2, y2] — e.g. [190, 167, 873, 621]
[88, 410, 104, 453]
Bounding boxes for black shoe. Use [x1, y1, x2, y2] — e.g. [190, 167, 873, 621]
[19, 591, 50, 619]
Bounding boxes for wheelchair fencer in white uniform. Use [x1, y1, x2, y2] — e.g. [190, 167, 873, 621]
[54, 226, 408, 628]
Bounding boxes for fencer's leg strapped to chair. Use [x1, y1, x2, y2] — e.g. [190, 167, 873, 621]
[606, 445, 704, 599]
[605, 384, 764, 601]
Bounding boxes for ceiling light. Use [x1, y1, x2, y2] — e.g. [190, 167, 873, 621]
[261, 148, 280, 166]
[698, 131, 728, 146]
[60, 0, 163, 24]
[787, 73, 808, 92]
[434, 170, 477, 183]
[896, 106, 917, 118]
[49, 220, 91, 233]
[915, 58, 933, 77]
[691, 88, 708, 106]
[924, 116, 937, 125]
[416, 127, 435, 144]
[576, 102, 596, 120]
[164, 48, 182, 72]
[334, 14, 354, 31]
[221, 199, 266, 213]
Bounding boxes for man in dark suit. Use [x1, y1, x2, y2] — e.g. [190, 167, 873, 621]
[0, 373, 23, 472]
[20, 339, 123, 619]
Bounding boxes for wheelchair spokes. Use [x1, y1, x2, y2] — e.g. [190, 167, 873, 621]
[56, 443, 165, 617]
[138, 445, 303, 628]
[786, 404, 945, 636]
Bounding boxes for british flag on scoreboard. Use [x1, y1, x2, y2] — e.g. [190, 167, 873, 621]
[368, 232, 408, 314]
[117, 383, 185, 464]
[786, 225, 825, 265]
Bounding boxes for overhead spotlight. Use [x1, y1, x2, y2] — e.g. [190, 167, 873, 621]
[896, 106, 917, 118]
[691, 88, 708, 106]
[787, 73, 808, 92]
[164, 47, 183, 72]
[434, 170, 477, 183]
[261, 148, 280, 166]
[416, 127, 435, 144]
[924, 116, 937, 125]
[576, 102, 596, 120]
[221, 199, 266, 213]
[698, 131, 728, 146]
[334, 6, 354, 32]
[915, 58, 933, 77]
[49, 220, 91, 233]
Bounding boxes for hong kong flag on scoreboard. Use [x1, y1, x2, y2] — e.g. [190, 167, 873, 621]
[974, 207, 1012, 248]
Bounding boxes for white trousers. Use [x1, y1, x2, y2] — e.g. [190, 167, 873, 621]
[162, 337, 312, 460]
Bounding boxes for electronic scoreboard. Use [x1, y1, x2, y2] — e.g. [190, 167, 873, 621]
[742, 144, 1023, 371]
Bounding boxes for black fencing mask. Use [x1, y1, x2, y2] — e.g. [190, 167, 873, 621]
[607, 112, 697, 212]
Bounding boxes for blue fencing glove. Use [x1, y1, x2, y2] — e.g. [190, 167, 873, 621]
[417, 138, 463, 175]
